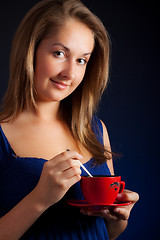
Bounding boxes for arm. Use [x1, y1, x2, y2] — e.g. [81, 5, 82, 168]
[104, 189, 139, 240]
[0, 188, 47, 240]
[0, 151, 82, 240]
[81, 120, 139, 240]
[100, 120, 128, 239]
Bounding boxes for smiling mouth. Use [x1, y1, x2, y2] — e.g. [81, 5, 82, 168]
[50, 79, 71, 89]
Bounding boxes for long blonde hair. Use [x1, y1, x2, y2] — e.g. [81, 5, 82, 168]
[0, 0, 111, 164]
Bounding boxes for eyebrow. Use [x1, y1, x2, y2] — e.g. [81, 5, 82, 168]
[51, 43, 92, 56]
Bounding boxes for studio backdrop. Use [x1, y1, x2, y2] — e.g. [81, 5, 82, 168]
[0, 1, 159, 239]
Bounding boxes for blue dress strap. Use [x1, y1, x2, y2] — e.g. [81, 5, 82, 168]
[0, 125, 12, 164]
[91, 116, 104, 145]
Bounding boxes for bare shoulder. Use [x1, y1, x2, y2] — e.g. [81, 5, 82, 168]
[100, 119, 114, 175]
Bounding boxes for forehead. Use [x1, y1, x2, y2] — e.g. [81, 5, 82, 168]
[43, 18, 95, 53]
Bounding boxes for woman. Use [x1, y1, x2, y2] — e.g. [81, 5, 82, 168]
[0, 0, 139, 239]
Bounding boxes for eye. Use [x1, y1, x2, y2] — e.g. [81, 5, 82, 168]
[77, 58, 87, 65]
[53, 51, 66, 58]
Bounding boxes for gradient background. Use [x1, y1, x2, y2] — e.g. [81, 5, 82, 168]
[0, 1, 159, 239]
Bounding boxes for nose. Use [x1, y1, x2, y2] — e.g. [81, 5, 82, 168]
[60, 60, 75, 80]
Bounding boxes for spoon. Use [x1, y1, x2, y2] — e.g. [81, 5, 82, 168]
[66, 149, 93, 177]
[77, 160, 93, 177]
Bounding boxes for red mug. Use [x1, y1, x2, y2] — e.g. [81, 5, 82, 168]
[80, 175, 125, 204]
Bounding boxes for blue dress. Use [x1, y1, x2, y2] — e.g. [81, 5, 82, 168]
[0, 117, 110, 239]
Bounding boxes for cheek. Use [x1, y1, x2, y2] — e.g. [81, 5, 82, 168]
[35, 50, 55, 78]
[35, 60, 52, 79]
[74, 68, 86, 86]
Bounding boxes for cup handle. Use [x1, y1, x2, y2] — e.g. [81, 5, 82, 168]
[119, 181, 125, 193]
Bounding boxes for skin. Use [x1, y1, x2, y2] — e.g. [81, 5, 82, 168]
[81, 122, 139, 240]
[34, 18, 94, 103]
[0, 18, 139, 240]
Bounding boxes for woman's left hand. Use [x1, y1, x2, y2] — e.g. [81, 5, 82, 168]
[80, 189, 139, 221]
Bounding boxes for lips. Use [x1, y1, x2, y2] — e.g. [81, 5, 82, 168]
[50, 78, 71, 89]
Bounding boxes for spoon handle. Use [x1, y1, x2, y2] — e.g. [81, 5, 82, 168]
[77, 160, 93, 177]
[66, 149, 93, 177]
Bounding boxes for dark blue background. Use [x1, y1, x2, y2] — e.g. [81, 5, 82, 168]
[0, 1, 159, 239]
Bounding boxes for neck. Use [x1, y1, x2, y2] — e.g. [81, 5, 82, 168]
[32, 101, 61, 123]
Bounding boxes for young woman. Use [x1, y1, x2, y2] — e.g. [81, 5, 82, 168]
[0, 0, 139, 239]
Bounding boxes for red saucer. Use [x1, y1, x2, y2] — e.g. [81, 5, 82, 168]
[67, 199, 131, 210]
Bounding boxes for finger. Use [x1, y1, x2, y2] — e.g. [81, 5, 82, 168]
[59, 150, 82, 163]
[80, 210, 102, 217]
[46, 159, 81, 183]
[62, 165, 82, 179]
[117, 190, 139, 203]
[64, 150, 83, 161]
[65, 174, 81, 189]
[101, 209, 119, 221]
[48, 150, 83, 167]
[54, 158, 81, 173]
[113, 207, 130, 220]
[80, 209, 118, 221]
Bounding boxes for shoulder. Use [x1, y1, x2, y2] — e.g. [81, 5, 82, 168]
[91, 116, 104, 144]
[89, 116, 111, 153]
[92, 117, 109, 145]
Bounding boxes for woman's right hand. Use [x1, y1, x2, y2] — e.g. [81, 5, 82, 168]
[32, 150, 82, 210]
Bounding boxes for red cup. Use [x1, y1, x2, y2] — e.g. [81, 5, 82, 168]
[80, 175, 125, 204]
